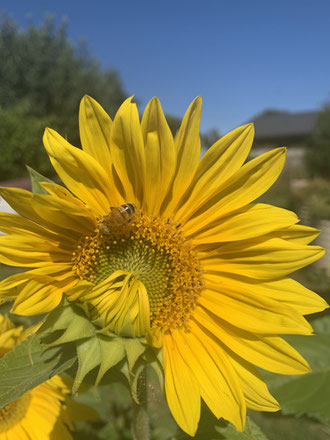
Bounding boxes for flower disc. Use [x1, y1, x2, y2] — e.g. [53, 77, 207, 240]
[73, 211, 202, 332]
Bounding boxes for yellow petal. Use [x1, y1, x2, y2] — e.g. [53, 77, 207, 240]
[203, 273, 328, 316]
[77, 271, 150, 337]
[79, 95, 113, 174]
[0, 264, 74, 298]
[277, 224, 321, 244]
[65, 279, 93, 301]
[141, 97, 176, 215]
[12, 283, 61, 315]
[161, 97, 202, 217]
[0, 234, 71, 267]
[195, 306, 311, 375]
[40, 181, 90, 208]
[110, 97, 146, 204]
[7, 423, 31, 440]
[175, 124, 254, 222]
[163, 333, 201, 436]
[184, 147, 286, 233]
[0, 326, 24, 355]
[0, 187, 96, 237]
[199, 285, 312, 335]
[188, 203, 298, 242]
[0, 212, 76, 244]
[200, 238, 325, 280]
[44, 419, 73, 440]
[43, 128, 114, 215]
[12, 275, 77, 315]
[174, 324, 246, 431]
[255, 277, 329, 315]
[0, 314, 16, 331]
[229, 351, 280, 412]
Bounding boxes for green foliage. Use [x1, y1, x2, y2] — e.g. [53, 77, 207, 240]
[175, 410, 269, 440]
[0, 333, 76, 408]
[305, 179, 330, 221]
[0, 13, 127, 180]
[216, 418, 269, 440]
[256, 175, 297, 211]
[72, 383, 134, 440]
[250, 412, 330, 440]
[0, 102, 54, 180]
[305, 104, 330, 178]
[165, 114, 182, 138]
[262, 314, 330, 428]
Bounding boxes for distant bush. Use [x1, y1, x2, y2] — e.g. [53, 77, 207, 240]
[305, 104, 330, 179]
[306, 179, 330, 221]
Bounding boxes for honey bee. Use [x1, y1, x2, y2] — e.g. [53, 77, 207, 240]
[98, 203, 136, 235]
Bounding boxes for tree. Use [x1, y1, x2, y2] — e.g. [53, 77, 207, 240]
[0, 102, 55, 181]
[0, 14, 127, 179]
[165, 114, 182, 138]
[201, 128, 221, 149]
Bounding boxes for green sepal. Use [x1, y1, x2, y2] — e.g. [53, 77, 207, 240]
[122, 338, 146, 373]
[26, 165, 55, 195]
[38, 299, 95, 345]
[95, 336, 125, 386]
[37, 299, 165, 402]
[73, 336, 101, 394]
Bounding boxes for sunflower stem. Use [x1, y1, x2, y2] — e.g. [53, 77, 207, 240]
[132, 368, 150, 440]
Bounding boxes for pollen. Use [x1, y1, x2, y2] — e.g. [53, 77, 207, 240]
[72, 212, 203, 332]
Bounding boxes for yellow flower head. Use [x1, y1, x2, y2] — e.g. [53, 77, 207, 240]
[0, 96, 328, 435]
[0, 314, 97, 440]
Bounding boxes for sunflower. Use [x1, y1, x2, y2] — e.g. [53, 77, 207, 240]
[0, 313, 97, 439]
[0, 96, 327, 435]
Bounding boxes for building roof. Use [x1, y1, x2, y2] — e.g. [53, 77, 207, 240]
[251, 110, 319, 140]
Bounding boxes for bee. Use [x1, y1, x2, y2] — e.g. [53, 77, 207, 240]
[98, 203, 136, 235]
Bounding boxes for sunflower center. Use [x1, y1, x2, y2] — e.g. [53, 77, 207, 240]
[0, 393, 31, 432]
[72, 212, 202, 331]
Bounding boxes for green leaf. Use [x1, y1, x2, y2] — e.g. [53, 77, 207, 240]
[39, 300, 96, 344]
[26, 165, 55, 194]
[215, 417, 269, 440]
[262, 314, 330, 427]
[0, 334, 76, 408]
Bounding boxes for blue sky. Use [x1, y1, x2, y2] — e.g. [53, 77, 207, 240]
[1, 0, 330, 133]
